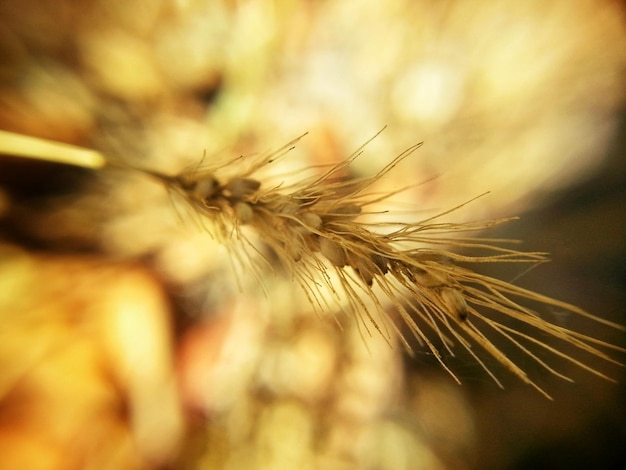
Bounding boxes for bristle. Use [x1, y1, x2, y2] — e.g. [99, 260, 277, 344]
[132, 135, 624, 397]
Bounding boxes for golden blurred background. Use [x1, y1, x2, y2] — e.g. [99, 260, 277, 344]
[0, 1, 625, 469]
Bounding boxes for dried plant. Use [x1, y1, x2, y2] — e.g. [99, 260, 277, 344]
[126, 130, 625, 400]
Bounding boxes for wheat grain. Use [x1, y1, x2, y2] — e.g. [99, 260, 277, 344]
[131, 133, 625, 399]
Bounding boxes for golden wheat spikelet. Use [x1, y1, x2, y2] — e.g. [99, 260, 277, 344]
[123, 130, 625, 400]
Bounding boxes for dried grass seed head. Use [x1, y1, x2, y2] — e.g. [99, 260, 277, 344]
[133, 132, 624, 399]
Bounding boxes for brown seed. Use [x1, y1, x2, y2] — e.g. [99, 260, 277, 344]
[225, 177, 261, 198]
[177, 175, 219, 200]
[347, 251, 388, 286]
[350, 257, 376, 286]
[371, 253, 389, 275]
[299, 212, 322, 230]
[234, 201, 254, 224]
[413, 268, 448, 288]
[195, 178, 219, 199]
[440, 287, 468, 321]
[304, 234, 320, 253]
[320, 237, 348, 267]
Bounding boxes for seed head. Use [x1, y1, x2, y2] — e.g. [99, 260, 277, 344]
[135, 132, 625, 399]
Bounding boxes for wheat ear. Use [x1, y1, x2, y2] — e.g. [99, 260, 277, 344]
[132, 133, 625, 399]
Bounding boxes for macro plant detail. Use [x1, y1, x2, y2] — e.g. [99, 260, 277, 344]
[127, 131, 625, 400]
[1, 1, 625, 468]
